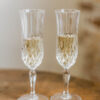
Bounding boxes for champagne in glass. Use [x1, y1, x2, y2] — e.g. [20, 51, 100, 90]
[22, 36, 44, 70]
[56, 34, 78, 69]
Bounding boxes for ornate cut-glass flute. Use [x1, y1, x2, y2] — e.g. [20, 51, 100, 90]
[51, 9, 81, 100]
[18, 9, 48, 100]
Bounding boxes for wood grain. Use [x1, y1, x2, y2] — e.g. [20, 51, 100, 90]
[0, 70, 100, 100]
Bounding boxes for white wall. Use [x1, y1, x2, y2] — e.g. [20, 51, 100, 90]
[0, 0, 79, 74]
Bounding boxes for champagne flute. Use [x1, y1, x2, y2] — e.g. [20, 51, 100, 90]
[18, 9, 48, 100]
[51, 9, 81, 100]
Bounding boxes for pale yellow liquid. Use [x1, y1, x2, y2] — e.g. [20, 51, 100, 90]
[56, 34, 78, 69]
[22, 37, 43, 70]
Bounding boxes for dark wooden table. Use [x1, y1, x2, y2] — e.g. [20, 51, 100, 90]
[0, 70, 100, 100]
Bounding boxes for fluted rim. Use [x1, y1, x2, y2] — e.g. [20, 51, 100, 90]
[20, 9, 45, 14]
[55, 9, 80, 14]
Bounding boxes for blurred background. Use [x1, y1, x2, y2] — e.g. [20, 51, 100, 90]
[0, 0, 100, 82]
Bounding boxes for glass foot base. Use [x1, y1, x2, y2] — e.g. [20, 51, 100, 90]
[17, 94, 48, 100]
[51, 93, 82, 100]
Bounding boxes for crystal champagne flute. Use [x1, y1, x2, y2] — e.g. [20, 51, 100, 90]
[51, 9, 81, 100]
[18, 9, 48, 100]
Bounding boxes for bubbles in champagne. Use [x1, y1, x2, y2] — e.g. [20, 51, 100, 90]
[22, 36, 44, 70]
[56, 34, 78, 69]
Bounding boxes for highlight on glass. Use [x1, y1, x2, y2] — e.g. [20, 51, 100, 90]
[51, 9, 81, 100]
[18, 9, 48, 100]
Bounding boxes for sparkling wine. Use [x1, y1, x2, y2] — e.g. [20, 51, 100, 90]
[56, 34, 78, 69]
[22, 36, 44, 70]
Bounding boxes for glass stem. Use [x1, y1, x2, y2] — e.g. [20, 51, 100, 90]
[29, 70, 36, 96]
[63, 69, 70, 97]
